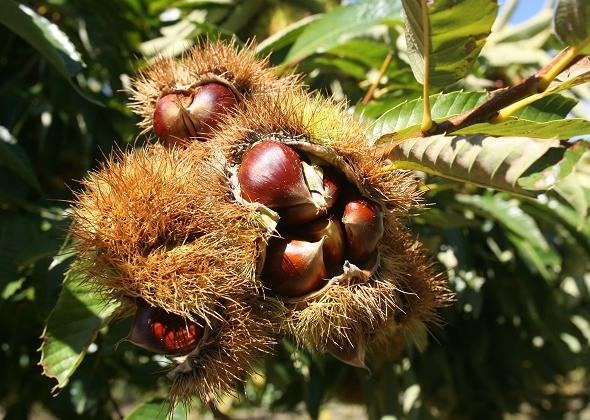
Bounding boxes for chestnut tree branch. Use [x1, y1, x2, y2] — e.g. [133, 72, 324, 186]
[494, 35, 590, 121]
[375, 46, 581, 159]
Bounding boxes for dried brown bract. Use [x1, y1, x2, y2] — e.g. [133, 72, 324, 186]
[168, 298, 280, 404]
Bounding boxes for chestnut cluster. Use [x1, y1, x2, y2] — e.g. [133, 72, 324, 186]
[237, 141, 384, 298]
[71, 41, 450, 405]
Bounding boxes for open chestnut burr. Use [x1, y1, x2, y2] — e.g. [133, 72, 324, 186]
[71, 42, 451, 406]
[237, 140, 385, 299]
[152, 83, 237, 144]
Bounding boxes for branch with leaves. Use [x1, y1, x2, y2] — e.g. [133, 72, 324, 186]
[366, 0, 590, 225]
[377, 45, 590, 146]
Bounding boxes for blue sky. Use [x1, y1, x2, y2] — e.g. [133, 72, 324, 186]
[502, 0, 547, 23]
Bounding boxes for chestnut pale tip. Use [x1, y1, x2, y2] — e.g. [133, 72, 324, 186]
[153, 93, 191, 139]
[297, 216, 345, 275]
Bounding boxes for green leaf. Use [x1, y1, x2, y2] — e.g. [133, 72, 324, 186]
[513, 94, 577, 122]
[49, 231, 77, 271]
[519, 141, 590, 227]
[256, 14, 322, 57]
[1, 277, 26, 301]
[0, 126, 41, 191]
[456, 194, 561, 280]
[481, 4, 554, 67]
[554, 0, 590, 51]
[172, 0, 233, 6]
[505, 231, 561, 281]
[39, 266, 120, 392]
[518, 142, 589, 191]
[493, 56, 590, 111]
[284, 0, 402, 65]
[457, 194, 550, 250]
[454, 118, 590, 139]
[368, 91, 487, 140]
[125, 398, 187, 420]
[367, 91, 575, 141]
[0, 0, 83, 85]
[139, 10, 204, 59]
[305, 361, 325, 419]
[552, 143, 590, 225]
[414, 208, 479, 229]
[327, 39, 392, 69]
[552, 55, 590, 92]
[309, 56, 368, 79]
[402, 0, 498, 86]
[385, 135, 561, 195]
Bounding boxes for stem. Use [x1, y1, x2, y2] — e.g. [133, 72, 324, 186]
[419, 0, 434, 133]
[494, 35, 590, 122]
[539, 36, 590, 89]
[361, 50, 394, 104]
[375, 46, 581, 160]
[492, 92, 544, 123]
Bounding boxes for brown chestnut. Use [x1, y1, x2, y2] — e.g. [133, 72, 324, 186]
[239, 142, 343, 224]
[128, 300, 203, 355]
[153, 82, 236, 145]
[239, 141, 310, 208]
[342, 198, 384, 264]
[262, 237, 327, 298]
[322, 168, 341, 210]
[298, 216, 345, 275]
[153, 92, 191, 140]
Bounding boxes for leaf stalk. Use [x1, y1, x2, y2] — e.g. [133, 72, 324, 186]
[419, 0, 434, 133]
[494, 35, 590, 122]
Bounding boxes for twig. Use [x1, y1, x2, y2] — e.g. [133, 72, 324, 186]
[375, 46, 578, 159]
[361, 51, 394, 104]
[494, 35, 590, 121]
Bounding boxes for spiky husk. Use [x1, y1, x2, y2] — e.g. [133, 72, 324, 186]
[284, 217, 451, 358]
[70, 143, 268, 322]
[168, 297, 281, 405]
[68, 42, 452, 403]
[207, 87, 421, 217]
[129, 39, 299, 138]
[205, 87, 452, 355]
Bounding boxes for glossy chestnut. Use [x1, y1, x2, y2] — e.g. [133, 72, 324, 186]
[298, 216, 345, 274]
[342, 198, 384, 264]
[128, 300, 203, 355]
[153, 82, 236, 144]
[261, 237, 327, 298]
